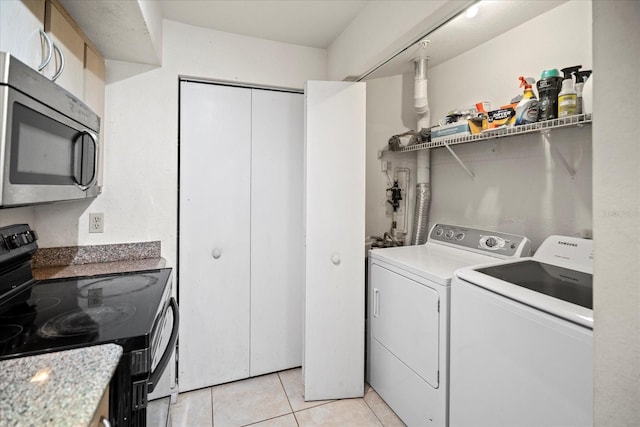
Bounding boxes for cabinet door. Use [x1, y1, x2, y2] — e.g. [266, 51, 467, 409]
[303, 81, 366, 400]
[44, 0, 84, 98]
[179, 81, 252, 391]
[250, 90, 304, 376]
[83, 43, 105, 188]
[0, 0, 46, 70]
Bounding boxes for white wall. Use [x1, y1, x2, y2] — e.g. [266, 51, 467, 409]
[0, 20, 327, 272]
[365, 73, 417, 240]
[592, 1, 640, 424]
[365, 0, 593, 250]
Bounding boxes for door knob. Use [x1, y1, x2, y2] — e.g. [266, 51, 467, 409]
[331, 252, 341, 265]
[212, 248, 222, 259]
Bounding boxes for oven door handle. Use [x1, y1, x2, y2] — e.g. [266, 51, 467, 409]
[147, 297, 179, 394]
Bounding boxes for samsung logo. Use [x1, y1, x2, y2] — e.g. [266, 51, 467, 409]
[558, 241, 578, 247]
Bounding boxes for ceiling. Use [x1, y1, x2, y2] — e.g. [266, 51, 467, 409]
[158, 0, 369, 49]
[61, 0, 566, 80]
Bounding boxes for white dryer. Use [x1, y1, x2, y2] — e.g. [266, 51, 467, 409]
[367, 224, 531, 426]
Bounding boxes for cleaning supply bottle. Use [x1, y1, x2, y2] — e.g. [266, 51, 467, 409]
[537, 69, 563, 121]
[558, 65, 581, 117]
[582, 73, 593, 114]
[574, 70, 592, 115]
[515, 76, 539, 125]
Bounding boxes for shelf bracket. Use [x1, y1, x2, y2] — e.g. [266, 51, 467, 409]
[542, 130, 576, 180]
[443, 141, 474, 179]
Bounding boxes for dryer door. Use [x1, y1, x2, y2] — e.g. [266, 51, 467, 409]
[370, 263, 440, 387]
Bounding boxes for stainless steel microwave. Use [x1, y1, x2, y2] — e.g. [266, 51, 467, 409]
[0, 51, 100, 208]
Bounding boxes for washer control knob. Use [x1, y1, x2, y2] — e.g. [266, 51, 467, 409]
[445, 230, 454, 239]
[435, 227, 444, 237]
[486, 237, 497, 247]
[212, 248, 222, 259]
[455, 232, 465, 241]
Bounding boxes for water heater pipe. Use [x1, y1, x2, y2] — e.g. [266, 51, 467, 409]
[411, 56, 431, 245]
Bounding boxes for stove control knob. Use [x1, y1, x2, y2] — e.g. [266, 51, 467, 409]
[455, 232, 465, 241]
[445, 230, 454, 239]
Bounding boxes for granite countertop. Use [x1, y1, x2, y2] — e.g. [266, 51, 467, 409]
[33, 257, 166, 280]
[31, 241, 165, 280]
[0, 344, 122, 426]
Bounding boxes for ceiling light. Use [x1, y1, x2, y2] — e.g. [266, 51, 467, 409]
[465, 4, 479, 19]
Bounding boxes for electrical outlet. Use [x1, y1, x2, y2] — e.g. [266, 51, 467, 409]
[89, 213, 104, 233]
[381, 161, 390, 172]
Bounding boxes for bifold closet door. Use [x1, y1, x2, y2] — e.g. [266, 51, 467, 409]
[179, 81, 252, 392]
[303, 81, 366, 400]
[250, 89, 304, 376]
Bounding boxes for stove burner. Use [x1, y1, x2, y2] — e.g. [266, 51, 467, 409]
[78, 275, 159, 298]
[0, 297, 60, 324]
[33, 297, 62, 312]
[0, 324, 23, 343]
[38, 304, 136, 338]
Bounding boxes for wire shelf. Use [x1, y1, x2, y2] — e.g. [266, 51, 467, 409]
[396, 113, 592, 152]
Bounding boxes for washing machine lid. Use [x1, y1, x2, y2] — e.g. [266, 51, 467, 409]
[369, 243, 500, 285]
[456, 258, 593, 329]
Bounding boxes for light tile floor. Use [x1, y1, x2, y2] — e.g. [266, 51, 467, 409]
[147, 368, 406, 427]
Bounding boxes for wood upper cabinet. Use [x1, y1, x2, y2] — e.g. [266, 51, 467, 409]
[0, 0, 46, 70]
[44, 0, 85, 99]
[84, 43, 105, 188]
[1, 1, 105, 114]
[84, 43, 105, 115]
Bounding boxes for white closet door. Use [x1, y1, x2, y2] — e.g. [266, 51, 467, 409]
[303, 81, 366, 400]
[179, 81, 252, 391]
[250, 90, 304, 376]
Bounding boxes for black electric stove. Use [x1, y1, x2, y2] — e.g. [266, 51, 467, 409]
[0, 224, 178, 426]
[0, 268, 172, 357]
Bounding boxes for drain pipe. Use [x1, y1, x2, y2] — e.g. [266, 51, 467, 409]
[411, 52, 431, 245]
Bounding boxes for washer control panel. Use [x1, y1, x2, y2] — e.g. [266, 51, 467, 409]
[429, 224, 531, 258]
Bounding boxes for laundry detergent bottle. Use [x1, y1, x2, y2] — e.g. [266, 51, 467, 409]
[515, 76, 539, 125]
[537, 68, 563, 121]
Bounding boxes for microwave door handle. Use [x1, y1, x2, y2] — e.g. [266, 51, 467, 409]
[73, 131, 99, 191]
[147, 297, 179, 394]
[51, 43, 64, 81]
[38, 29, 53, 71]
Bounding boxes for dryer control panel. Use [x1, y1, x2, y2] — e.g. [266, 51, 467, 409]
[429, 224, 531, 259]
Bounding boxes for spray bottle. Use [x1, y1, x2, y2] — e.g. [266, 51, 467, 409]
[574, 70, 592, 115]
[558, 65, 581, 117]
[515, 76, 539, 125]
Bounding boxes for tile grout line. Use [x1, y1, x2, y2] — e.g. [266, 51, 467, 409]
[210, 386, 215, 427]
[277, 371, 299, 426]
[362, 389, 385, 427]
[164, 397, 171, 427]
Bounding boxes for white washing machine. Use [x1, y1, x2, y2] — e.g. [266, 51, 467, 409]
[450, 235, 593, 427]
[367, 224, 531, 426]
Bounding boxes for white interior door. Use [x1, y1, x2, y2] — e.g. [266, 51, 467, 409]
[250, 89, 304, 375]
[303, 80, 366, 400]
[179, 81, 252, 391]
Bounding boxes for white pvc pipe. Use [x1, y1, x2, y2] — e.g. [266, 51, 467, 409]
[415, 57, 431, 184]
[411, 57, 432, 245]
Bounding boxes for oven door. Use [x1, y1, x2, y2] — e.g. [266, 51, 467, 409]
[111, 297, 179, 427]
[148, 297, 179, 393]
[0, 85, 99, 207]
